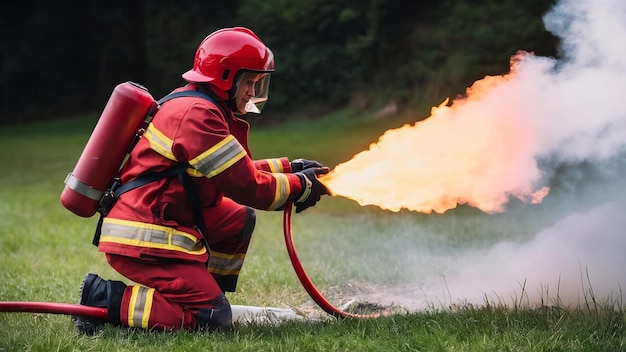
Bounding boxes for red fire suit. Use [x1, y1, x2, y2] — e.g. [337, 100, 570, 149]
[97, 83, 305, 330]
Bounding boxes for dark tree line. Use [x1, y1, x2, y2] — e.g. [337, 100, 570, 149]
[0, 0, 557, 126]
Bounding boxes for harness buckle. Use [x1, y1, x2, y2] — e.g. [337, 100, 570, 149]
[98, 178, 122, 216]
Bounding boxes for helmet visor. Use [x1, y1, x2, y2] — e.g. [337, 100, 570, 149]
[245, 74, 271, 113]
[235, 72, 271, 114]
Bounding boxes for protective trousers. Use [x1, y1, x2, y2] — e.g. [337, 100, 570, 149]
[105, 199, 255, 331]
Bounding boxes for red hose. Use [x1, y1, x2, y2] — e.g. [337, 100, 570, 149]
[283, 201, 381, 319]
[0, 301, 107, 319]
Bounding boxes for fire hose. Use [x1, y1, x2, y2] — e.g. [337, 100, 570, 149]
[282, 201, 381, 319]
[0, 202, 379, 320]
[0, 301, 107, 319]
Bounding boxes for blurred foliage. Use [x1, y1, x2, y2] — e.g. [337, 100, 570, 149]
[0, 0, 557, 126]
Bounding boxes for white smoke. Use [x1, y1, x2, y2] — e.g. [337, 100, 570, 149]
[434, 200, 626, 308]
[421, 0, 626, 309]
[354, 197, 626, 310]
[344, 0, 626, 310]
[534, 0, 626, 162]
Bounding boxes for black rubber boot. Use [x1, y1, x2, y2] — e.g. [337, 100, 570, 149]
[196, 294, 233, 332]
[75, 273, 126, 335]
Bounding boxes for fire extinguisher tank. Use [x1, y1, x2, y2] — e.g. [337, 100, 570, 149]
[60, 82, 157, 217]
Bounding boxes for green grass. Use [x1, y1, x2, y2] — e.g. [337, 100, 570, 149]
[1, 111, 625, 351]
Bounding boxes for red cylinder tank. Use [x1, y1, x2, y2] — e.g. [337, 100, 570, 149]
[60, 82, 157, 217]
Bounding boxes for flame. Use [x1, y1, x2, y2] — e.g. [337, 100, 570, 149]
[322, 55, 550, 214]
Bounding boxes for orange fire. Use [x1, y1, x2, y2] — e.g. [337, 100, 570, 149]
[321, 57, 550, 214]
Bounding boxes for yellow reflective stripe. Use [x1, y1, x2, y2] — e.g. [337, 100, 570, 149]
[208, 251, 246, 276]
[127, 286, 139, 327]
[100, 218, 206, 256]
[126, 286, 139, 326]
[267, 173, 290, 211]
[143, 288, 154, 329]
[209, 267, 241, 276]
[186, 168, 204, 177]
[190, 135, 247, 178]
[265, 158, 284, 173]
[144, 123, 177, 161]
[210, 251, 246, 260]
[127, 286, 154, 329]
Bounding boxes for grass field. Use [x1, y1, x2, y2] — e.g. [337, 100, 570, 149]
[0, 110, 624, 351]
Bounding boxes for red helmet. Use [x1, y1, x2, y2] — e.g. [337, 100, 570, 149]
[183, 28, 274, 111]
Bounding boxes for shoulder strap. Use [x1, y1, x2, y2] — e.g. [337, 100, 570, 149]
[178, 171, 206, 238]
[157, 90, 226, 115]
[113, 162, 190, 198]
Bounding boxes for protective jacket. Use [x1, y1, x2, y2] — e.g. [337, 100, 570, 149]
[97, 83, 303, 263]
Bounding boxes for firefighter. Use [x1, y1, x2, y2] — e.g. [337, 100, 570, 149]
[75, 27, 329, 334]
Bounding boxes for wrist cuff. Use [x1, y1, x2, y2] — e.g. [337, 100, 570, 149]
[295, 173, 312, 202]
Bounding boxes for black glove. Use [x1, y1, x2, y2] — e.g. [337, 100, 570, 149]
[294, 167, 330, 213]
[290, 158, 325, 173]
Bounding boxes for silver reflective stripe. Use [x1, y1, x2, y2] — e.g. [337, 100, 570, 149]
[208, 252, 245, 275]
[267, 173, 291, 211]
[266, 158, 283, 173]
[192, 136, 246, 178]
[102, 221, 203, 251]
[64, 173, 103, 201]
[131, 287, 150, 328]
